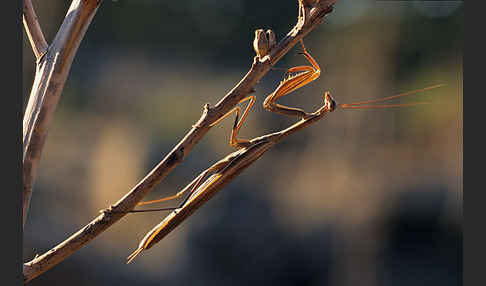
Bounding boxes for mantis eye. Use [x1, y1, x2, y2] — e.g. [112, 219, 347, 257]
[324, 91, 336, 112]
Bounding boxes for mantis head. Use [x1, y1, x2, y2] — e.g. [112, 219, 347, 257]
[324, 91, 337, 112]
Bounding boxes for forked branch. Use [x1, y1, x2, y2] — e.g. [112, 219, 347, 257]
[23, 0, 102, 228]
[23, 0, 48, 61]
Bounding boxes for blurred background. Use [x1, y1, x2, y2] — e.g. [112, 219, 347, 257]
[23, 0, 462, 285]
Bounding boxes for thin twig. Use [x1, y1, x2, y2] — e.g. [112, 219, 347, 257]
[23, 0, 48, 61]
[22, 0, 102, 228]
[23, 0, 338, 282]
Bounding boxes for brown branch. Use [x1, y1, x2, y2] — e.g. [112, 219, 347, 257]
[23, 0, 338, 282]
[23, 0, 102, 228]
[23, 0, 48, 61]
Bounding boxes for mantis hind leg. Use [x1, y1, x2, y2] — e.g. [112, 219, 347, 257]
[129, 161, 227, 212]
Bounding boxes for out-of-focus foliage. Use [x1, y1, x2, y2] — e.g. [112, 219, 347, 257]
[23, 1, 462, 285]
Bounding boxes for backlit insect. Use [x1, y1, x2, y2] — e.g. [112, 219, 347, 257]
[123, 39, 443, 263]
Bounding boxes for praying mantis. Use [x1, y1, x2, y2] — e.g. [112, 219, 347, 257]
[122, 39, 443, 263]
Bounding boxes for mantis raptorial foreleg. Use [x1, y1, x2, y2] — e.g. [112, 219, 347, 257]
[263, 39, 321, 119]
